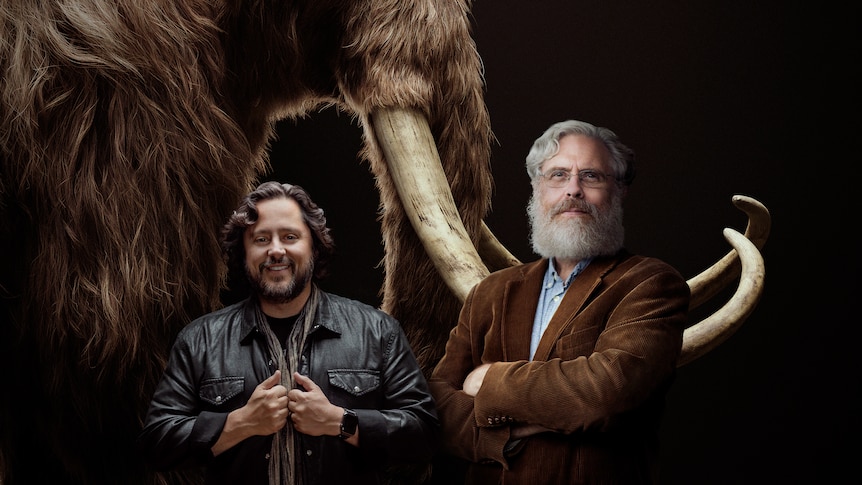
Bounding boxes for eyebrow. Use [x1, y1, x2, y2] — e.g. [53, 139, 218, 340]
[543, 165, 585, 173]
[248, 226, 303, 237]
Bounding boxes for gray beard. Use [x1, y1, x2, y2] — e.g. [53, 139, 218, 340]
[528, 193, 625, 261]
[247, 258, 314, 304]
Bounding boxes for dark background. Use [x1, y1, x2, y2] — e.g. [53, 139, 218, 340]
[265, 2, 856, 483]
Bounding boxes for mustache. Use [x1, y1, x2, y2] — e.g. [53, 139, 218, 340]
[261, 257, 294, 271]
[550, 199, 597, 217]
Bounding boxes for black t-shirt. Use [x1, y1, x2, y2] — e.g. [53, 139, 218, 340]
[265, 314, 299, 349]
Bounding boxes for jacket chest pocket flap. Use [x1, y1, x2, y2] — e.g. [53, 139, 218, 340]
[199, 377, 245, 406]
[556, 326, 600, 359]
[327, 369, 380, 397]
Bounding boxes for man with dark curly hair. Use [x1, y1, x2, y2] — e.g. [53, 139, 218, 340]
[139, 181, 439, 485]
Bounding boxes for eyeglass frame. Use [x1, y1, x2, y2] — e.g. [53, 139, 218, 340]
[537, 168, 619, 189]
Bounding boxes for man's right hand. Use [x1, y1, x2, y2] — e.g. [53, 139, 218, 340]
[242, 370, 290, 435]
[212, 370, 288, 455]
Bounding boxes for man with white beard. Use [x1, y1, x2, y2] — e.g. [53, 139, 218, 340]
[429, 120, 690, 485]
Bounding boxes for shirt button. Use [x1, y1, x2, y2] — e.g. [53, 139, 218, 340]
[215, 396, 222, 403]
[353, 386, 361, 392]
[306, 450, 313, 456]
[265, 453, 271, 460]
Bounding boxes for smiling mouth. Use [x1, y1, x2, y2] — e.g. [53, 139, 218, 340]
[262, 259, 293, 273]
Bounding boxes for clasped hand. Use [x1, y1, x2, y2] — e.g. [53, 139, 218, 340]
[287, 372, 342, 436]
[243, 370, 341, 437]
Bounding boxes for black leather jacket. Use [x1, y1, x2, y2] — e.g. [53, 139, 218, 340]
[138, 292, 439, 485]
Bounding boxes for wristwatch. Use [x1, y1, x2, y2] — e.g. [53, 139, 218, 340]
[339, 408, 358, 439]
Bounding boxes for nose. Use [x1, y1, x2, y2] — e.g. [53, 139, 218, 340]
[267, 241, 287, 258]
[564, 174, 584, 198]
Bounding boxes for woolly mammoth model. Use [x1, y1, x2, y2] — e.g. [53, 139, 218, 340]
[0, 1, 767, 483]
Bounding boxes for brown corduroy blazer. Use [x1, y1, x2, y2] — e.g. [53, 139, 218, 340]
[429, 251, 690, 485]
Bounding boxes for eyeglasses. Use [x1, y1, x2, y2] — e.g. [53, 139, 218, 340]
[538, 169, 616, 188]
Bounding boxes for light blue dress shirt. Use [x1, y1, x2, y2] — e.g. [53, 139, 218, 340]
[529, 258, 592, 360]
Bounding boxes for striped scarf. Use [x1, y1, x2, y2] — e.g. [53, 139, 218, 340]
[257, 284, 320, 485]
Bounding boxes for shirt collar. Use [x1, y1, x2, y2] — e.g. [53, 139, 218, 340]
[546, 257, 594, 290]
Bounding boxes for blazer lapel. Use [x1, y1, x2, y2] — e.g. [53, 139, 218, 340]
[531, 256, 619, 361]
[500, 260, 548, 362]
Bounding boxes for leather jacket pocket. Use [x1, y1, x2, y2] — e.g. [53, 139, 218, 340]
[199, 377, 244, 406]
[327, 369, 380, 397]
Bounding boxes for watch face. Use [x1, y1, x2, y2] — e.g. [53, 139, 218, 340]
[340, 409, 358, 438]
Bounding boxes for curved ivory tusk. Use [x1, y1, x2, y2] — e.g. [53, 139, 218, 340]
[371, 107, 490, 301]
[678, 227, 766, 366]
[688, 195, 771, 309]
[479, 221, 521, 271]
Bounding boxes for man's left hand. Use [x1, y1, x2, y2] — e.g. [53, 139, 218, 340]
[462, 363, 492, 397]
[288, 373, 342, 437]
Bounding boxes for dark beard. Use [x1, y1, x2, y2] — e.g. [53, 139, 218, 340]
[246, 257, 315, 304]
[527, 192, 625, 261]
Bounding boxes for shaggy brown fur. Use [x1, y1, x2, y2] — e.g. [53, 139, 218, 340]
[0, 0, 491, 483]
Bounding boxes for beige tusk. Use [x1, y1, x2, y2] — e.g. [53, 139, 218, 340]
[688, 195, 771, 309]
[678, 227, 766, 366]
[371, 107, 489, 301]
[478, 221, 521, 271]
